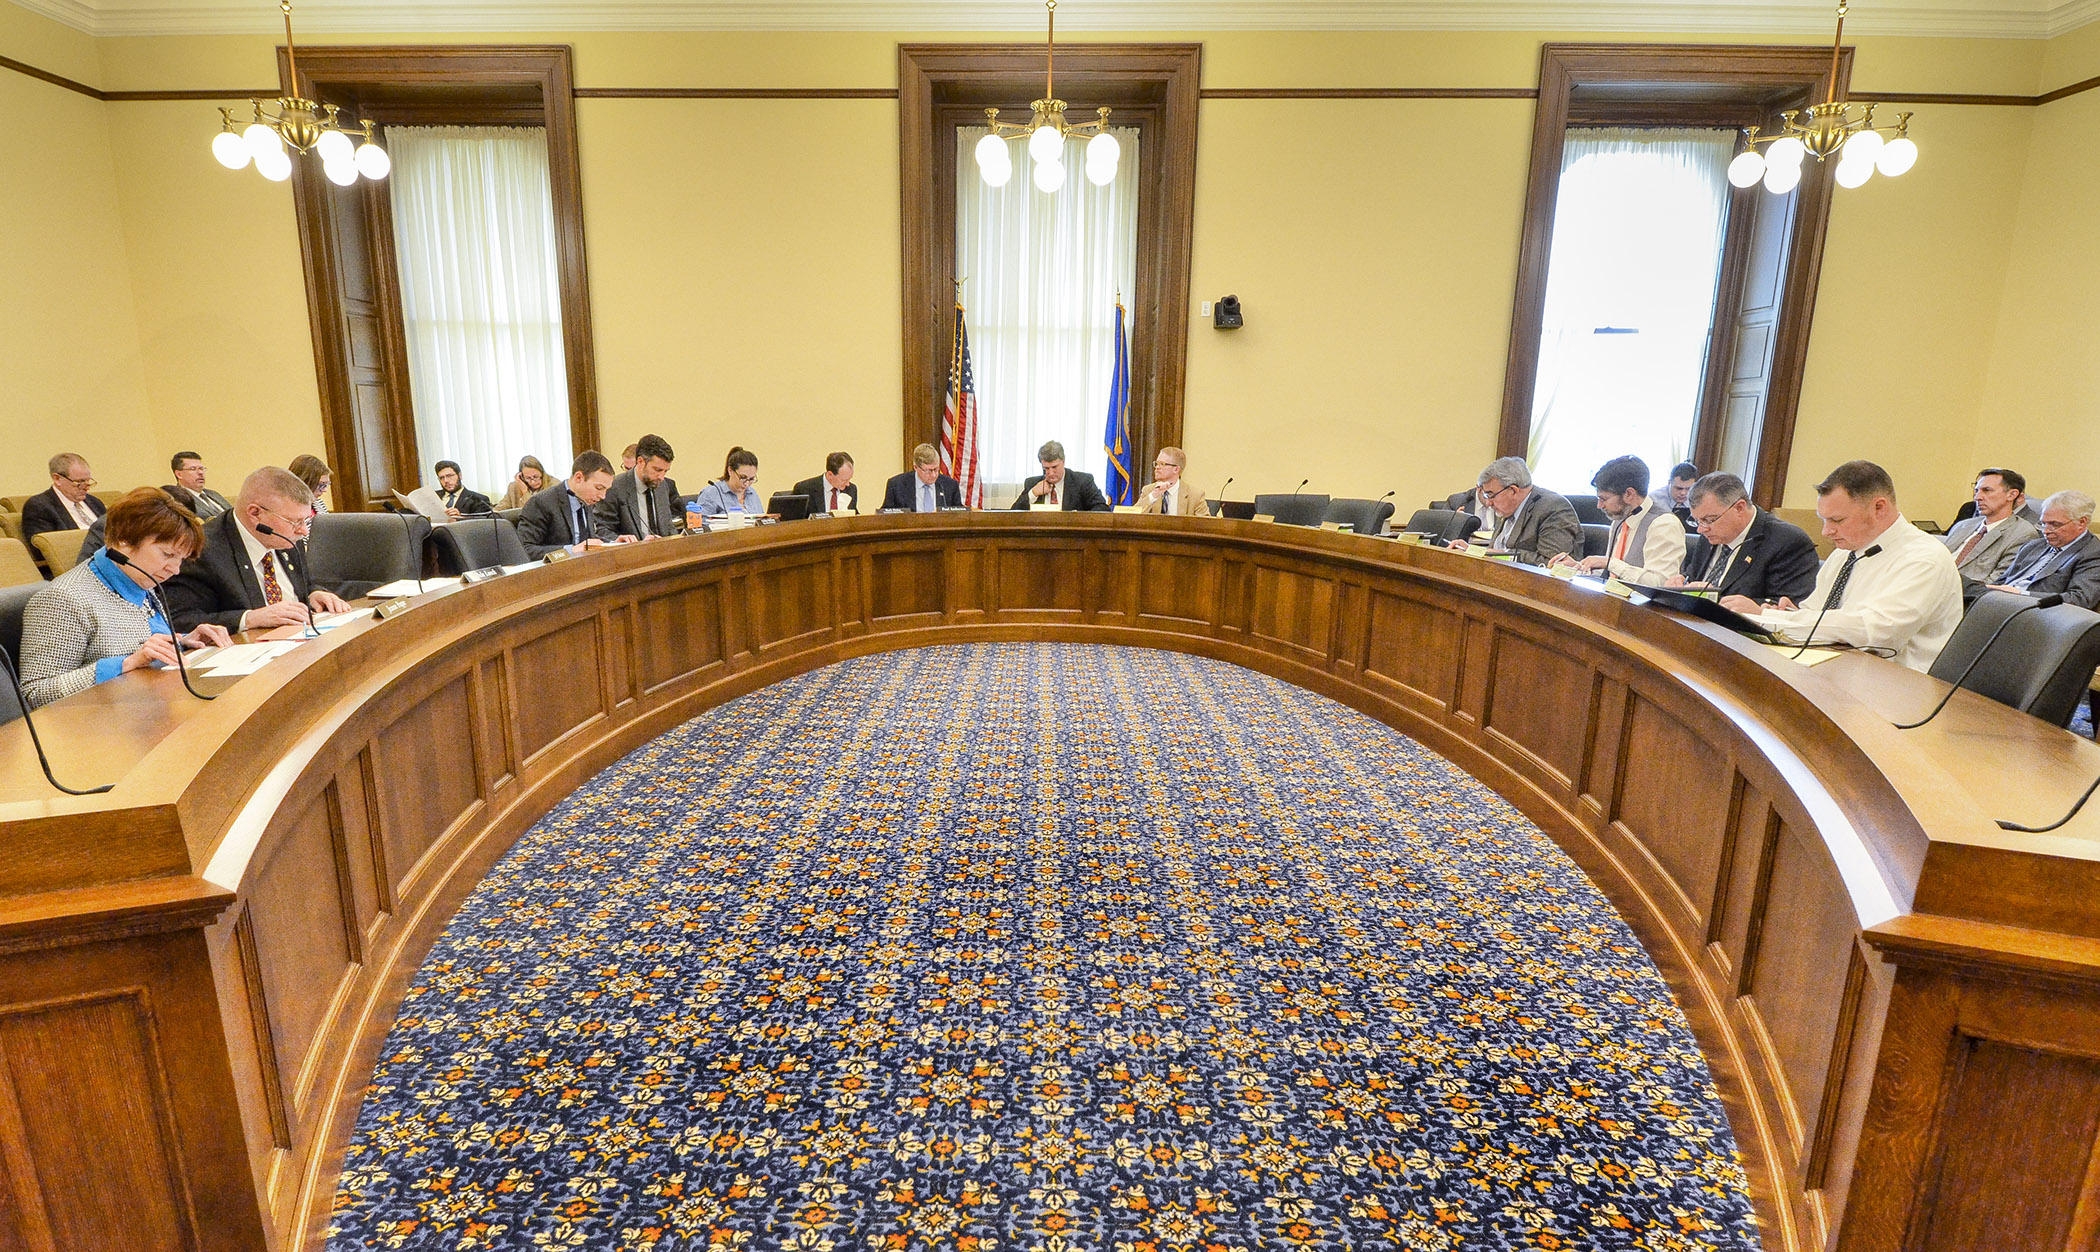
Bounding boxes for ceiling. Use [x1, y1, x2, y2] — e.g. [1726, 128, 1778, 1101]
[13, 0, 2100, 39]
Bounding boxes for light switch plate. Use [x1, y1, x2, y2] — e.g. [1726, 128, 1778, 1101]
[1200, 300, 1213, 317]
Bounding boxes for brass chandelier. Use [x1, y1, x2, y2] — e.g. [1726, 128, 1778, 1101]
[972, 0, 1123, 192]
[1727, 0, 1918, 194]
[209, 0, 389, 185]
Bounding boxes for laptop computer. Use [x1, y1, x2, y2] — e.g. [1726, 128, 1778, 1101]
[767, 492, 813, 521]
[1633, 584, 1792, 644]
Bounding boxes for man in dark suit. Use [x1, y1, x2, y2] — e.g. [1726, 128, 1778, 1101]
[163, 467, 351, 634]
[1670, 471, 1821, 604]
[595, 434, 683, 539]
[516, 450, 626, 559]
[162, 451, 232, 519]
[882, 443, 962, 512]
[21, 453, 107, 547]
[796, 451, 861, 515]
[433, 461, 495, 521]
[1446, 455, 1579, 566]
[1010, 440, 1111, 512]
[1989, 489, 2100, 609]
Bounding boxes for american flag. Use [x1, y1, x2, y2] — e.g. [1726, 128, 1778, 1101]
[941, 303, 983, 508]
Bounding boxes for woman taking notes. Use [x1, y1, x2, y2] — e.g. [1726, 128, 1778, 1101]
[18, 488, 232, 708]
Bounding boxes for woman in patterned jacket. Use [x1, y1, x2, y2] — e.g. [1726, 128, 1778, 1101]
[18, 488, 232, 708]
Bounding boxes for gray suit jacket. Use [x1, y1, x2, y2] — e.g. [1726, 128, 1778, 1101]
[1999, 531, 2100, 609]
[1490, 487, 1583, 566]
[515, 484, 606, 558]
[594, 469, 682, 539]
[1942, 514, 2038, 582]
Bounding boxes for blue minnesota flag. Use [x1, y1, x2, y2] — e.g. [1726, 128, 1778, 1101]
[1103, 300, 1134, 505]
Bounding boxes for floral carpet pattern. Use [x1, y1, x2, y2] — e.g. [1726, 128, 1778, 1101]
[329, 643, 1759, 1251]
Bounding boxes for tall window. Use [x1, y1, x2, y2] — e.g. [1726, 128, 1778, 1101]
[955, 125, 1139, 492]
[1526, 128, 1734, 493]
[389, 125, 573, 494]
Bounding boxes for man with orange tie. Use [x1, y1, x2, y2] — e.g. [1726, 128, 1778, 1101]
[1552, 455, 1685, 586]
[163, 466, 352, 634]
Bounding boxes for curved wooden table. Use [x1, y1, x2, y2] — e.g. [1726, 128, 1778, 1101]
[1, 514, 2096, 1252]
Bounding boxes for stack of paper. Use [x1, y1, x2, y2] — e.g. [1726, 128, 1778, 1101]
[183, 641, 304, 677]
[368, 576, 463, 599]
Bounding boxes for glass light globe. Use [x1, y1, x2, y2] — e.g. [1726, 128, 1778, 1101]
[244, 121, 284, 159]
[256, 147, 293, 182]
[211, 130, 251, 170]
[355, 142, 391, 180]
[1085, 154, 1118, 186]
[1032, 157, 1066, 193]
[975, 132, 1008, 173]
[1835, 157, 1875, 189]
[1763, 159, 1802, 195]
[1767, 136, 1807, 170]
[324, 157, 358, 186]
[1876, 136, 1918, 177]
[981, 152, 1014, 187]
[1844, 128, 1885, 164]
[1027, 123, 1064, 166]
[1726, 150, 1766, 188]
[316, 129, 355, 163]
[1086, 131, 1119, 167]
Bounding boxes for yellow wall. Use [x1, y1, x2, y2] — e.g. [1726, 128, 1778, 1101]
[5, 8, 2097, 515]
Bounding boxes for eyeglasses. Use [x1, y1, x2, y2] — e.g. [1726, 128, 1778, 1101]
[62, 475, 96, 488]
[257, 504, 314, 535]
[730, 470, 758, 486]
[1479, 483, 1516, 502]
[1152, 461, 1180, 470]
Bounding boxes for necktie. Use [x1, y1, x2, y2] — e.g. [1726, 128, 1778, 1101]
[920, 482, 933, 513]
[1705, 544, 1733, 586]
[643, 488, 657, 534]
[1614, 519, 1631, 560]
[259, 553, 284, 605]
[572, 500, 586, 543]
[1952, 525, 1986, 567]
[1824, 550, 1861, 610]
[1050, 484, 1059, 506]
[830, 487, 839, 511]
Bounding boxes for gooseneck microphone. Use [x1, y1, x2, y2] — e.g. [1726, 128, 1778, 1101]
[0, 648, 114, 794]
[1294, 478, 1311, 496]
[105, 550, 214, 702]
[253, 523, 322, 638]
[1894, 593, 2061, 729]
[381, 507, 426, 594]
[1790, 544, 1883, 658]
[2000, 772, 2100, 833]
[1214, 477, 1234, 518]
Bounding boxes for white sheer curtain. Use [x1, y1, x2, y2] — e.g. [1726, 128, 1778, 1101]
[956, 125, 1140, 496]
[1527, 127, 1736, 495]
[388, 125, 572, 497]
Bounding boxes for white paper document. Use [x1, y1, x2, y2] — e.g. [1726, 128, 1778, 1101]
[391, 487, 450, 523]
[368, 576, 463, 600]
[187, 641, 304, 676]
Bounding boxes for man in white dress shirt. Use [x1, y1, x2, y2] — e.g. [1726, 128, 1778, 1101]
[1555, 454, 1685, 585]
[1722, 460, 1963, 671]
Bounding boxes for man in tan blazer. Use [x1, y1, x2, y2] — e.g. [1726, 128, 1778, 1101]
[1134, 446, 1209, 517]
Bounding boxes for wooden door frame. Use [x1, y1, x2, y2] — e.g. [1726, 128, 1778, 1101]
[284, 45, 598, 509]
[1499, 44, 1853, 508]
[898, 43, 1201, 479]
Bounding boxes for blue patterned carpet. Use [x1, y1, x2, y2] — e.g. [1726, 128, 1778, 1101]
[329, 643, 1758, 1251]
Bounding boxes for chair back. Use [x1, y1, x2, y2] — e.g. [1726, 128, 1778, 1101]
[1580, 523, 1610, 559]
[1442, 490, 1472, 511]
[431, 518, 529, 575]
[1251, 493, 1331, 527]
[1404, 509, 1482, 545]
[1931, 591, 2033, 684]
[1956, 602, 2100, 726]
[0, 540, 42, 588]
[0, 512, 20, 543]
[1323, 498, 1395, 536]
[0, 495, 36, 515]
[1569, 495, 1609, 526]
[309, 511, 430, 599]
[31, 530, 88, 576]
[497, 507, 524, 526]
[0, 584, 33, 726]
[91, 489, 129, 511]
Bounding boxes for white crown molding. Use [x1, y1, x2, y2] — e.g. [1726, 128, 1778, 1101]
[9, 0, 2097, 40]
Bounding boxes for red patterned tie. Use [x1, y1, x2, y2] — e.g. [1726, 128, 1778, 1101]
[830, 487, 838, 511]
[1953, 526, 1985, 567]
[1050, 484, 1058, 506]
[259, 555, 284, 605]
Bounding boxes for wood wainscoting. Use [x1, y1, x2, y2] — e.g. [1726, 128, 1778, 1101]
[0, 514, 2094, 1251]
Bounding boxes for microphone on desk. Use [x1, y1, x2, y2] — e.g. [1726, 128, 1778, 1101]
[104, 550, 214, 702]
[1294, 478, 1311, 496]
[0, 646, 114, 794]
[253, 523, 323, 639]
[1999, 770, 2100, 833]
[1789, 544, 1883, 659]
[1213, 478, 1233, 517]
[379, 506, 427, 594]
[1893, 593, 2061, 729]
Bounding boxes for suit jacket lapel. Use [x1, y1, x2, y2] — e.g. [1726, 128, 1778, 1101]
[221, 511, 266, 607]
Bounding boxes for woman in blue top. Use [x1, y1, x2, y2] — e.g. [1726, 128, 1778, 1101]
[688, 446, 763, 517]
[18, 488, 233, 708]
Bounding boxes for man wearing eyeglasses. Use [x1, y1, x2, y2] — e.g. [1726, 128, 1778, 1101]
[164, 466, 351, 634]
[1446, 456, 1581, 566]
[1987, 490, 2100, 609]
[1665, 472, 1819, 604]
[1134, 447, 1208, 517]
[21, 453, 107, 548]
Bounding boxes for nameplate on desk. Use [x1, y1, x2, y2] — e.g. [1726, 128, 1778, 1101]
[1030, 502, 1061, 512]
[373, 597, 412, 619]
[542, 548, 573, 564]
[1252, 513, 1277, 524]
[460, 566, 505, 585]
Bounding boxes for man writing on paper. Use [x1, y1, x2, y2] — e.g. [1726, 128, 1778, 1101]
[1721, 460, 1962, 671]
[164, 467, 353, 634]
[1134, 447, 1208, 517]
[1667, 472, 1819, 604]
[1446, 456, 1581, 566]
[596, 434, 682, 539]
[1552, 455, 1684, 585]
[798, 452, 861, 515]
[516, 451, 626, 558]
[883, 444, 962, 512]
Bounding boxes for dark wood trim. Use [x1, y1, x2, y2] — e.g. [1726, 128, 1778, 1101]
[574, 86, 899, 99]
[2037, 72, 2100, 104]
[1200, 86, 1538, 99]
[0, 53, 101, 99]
[101, 88, 282, 101]
[1849, 90, 2034, 106]
[1692, 171, 1761, 473]
[1500, 44, 1853, 509]
[281, 45, 600, 508]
